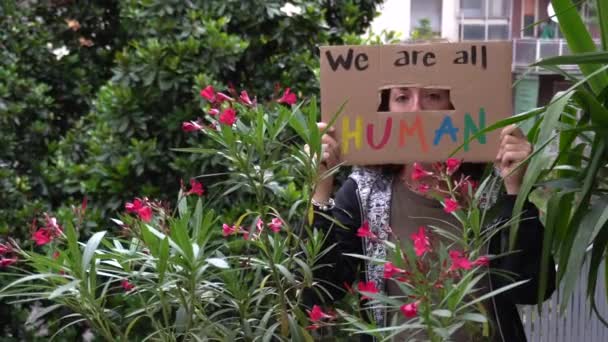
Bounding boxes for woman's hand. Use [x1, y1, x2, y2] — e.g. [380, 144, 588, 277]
[495, 124, 532, 195]
[304, 122, 340, 202]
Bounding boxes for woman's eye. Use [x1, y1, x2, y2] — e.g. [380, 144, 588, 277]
[395, 95, 409, 102]
[427, 93, 442, 101]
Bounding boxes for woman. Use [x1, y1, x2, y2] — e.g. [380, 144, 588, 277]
[307, 86, 556, 341]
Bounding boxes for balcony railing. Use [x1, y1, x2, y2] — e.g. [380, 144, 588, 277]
[513, 38, 603, 74]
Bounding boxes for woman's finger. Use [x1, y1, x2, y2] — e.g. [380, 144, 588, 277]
[501, 151, 529, 168]
[500, 124, 525, 139]
[501, 143, 532, 154]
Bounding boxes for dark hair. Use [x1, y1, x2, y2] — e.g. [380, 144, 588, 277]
[378, 88, 391, 112]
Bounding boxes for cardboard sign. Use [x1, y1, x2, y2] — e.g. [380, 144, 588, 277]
[320, 41, 512, 165]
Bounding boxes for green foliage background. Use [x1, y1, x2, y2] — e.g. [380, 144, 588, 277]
[0, 0, 387, 339]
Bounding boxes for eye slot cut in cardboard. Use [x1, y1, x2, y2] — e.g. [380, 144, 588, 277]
[377, 84, 455, 112]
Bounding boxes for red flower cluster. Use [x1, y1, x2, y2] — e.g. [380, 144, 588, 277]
[356, 221, 377, 239]
[0, 242, 17, 268]
[268, 218, 283, 233]
[383, 262, 406, 279]
[32, 214, 63, 246]
[307, 305, 335, 330]
[445, 158, 462, 175]
[410, 226, 431, 257]
[183, 178, 204, 197]
[443, 197, 459, 213]
[277, 87, 297, 105]
[357, 281, 379, 300]
[400, 301, 419, 318]
[125, 198, 153, 222]
[449, 251, 490, 272]
[182, 120, 203, 132]
[411, 162, 433, 181]
[121, 279, 135, 292]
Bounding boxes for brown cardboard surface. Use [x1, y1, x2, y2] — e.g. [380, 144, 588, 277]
[320, 41, 512, 165]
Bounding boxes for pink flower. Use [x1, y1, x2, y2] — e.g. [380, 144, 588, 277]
[268, 218, 282, 233]
[0, 258, 17, 268]
[182, 120, 203, 132]
[256, 218, 264, 233]
[357, 281, 379, 300]
[446, 158, 461, 175]
[31, 215, 63, 246]
[200, 85, 215, 102]
[410, 226, 431, 257]
[277, 87, 297, 105]
[216, 92, 234, 103]
[242, 230, 250, 240]
[44, 214, 62, 233]
[239, 90, 254, 106]
[0, 243, 12, 255]
[121, 279, 135, 292]
[219, 108, 237, 126]
[138, 206, 153, 222]
[125, 198, 153, 222]
[185, 179, 204, 196]
[383, 262, 405, 279]
[417, 184, 430, 194]
[356, 221, 376, 239]
[411, 162, 433, 181]
[449, 250, 472, 271]
[473, 256, 490, 267]
[81, 196, 87, 214]
[222, 223, 237, 237]
[208, 108, 220, 116]
[400, 301, 419, 318]
[308, 305, 332, 322]
[443, 198, 459, 213]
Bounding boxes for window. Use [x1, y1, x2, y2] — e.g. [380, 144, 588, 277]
[461, 25, 485, 40]
[461, 0, 483, 18]
[461, 0, 510, 18]
[522, 0, 536, 37]
[459, 0, 511, 41]
[488, 25, 509, 40]
[488, 0, 510, 17]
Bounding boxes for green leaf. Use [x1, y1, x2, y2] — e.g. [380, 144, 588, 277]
[206, 257, 229, 269]
[158, 237, 170, 284]
[552, 0, 608, 94]
[192, 198, 203, 241]
[81, 231, 106, 275]
[177, 193, 188, 219]
[597, 0, 608, 51]
[171, 147, 218, 154]
[0, 273, 62, 294]
[560, 194, 608, 312]
[48, 280, 79, 299]
[432, 309, 452, 318]
[460, 313, 487, 323]
[538, 191, 574, 308]
[511, 90, 574, 248]
[64, 221, 81, 275]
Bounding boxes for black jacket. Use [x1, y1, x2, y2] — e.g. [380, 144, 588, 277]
[308, 178, 556, 342]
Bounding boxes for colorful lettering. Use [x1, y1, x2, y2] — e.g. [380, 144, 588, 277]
[464, 108, 487, 151]
[399, 115, 428, 152]
[341, 116, 363, 154]
[366, 117, 392, 150]
[433, 116, 459, 146]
